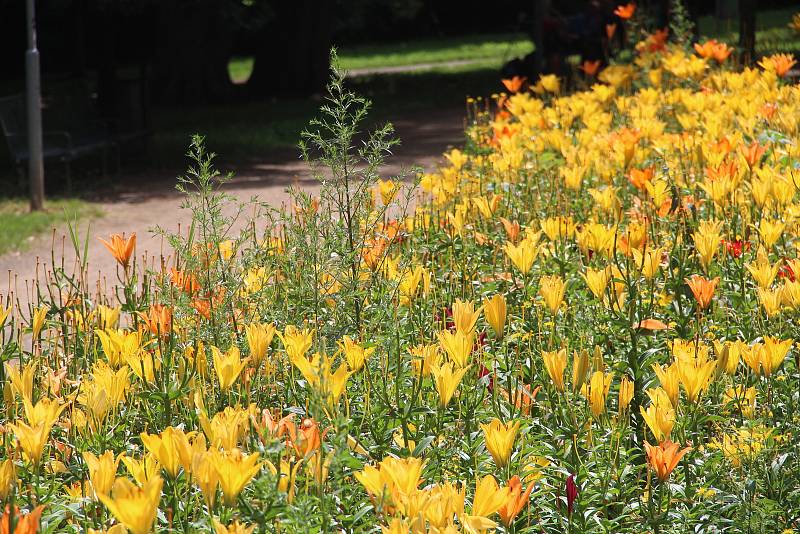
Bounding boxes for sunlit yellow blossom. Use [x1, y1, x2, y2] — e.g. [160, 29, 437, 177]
[746, 254, 781, 289]
[96, 329, 144, 368]
[431, 362, 469, 407]
[757, 219, 785, 249]
[437, 329, 474, 367]
[618, 376, 634, 415]
[121, 453, 161, 487]
[96, 305, 121, 330]
[676, 354, 716, 404]
[31, 306, 48, 339]
[408, 344, 441, 377]
[743, 337, 792, 376]
[211, 346, 249, 392]
[541, 216, 576, 241]
[711, 426, 772, 467]
[0, 460, 15, 500]
[652, 363, 680, 407]
[572, 349, 590, 392]
[9, 417, 57, 466]
[377, 179, 400, 205]
[461, 475, 512, 532]
[758, 286, 783, 317]
[588, 371, 612, 417]
[5, 360, 36, 401]
[277, 325, 315, 361]
[98, 476, 162, 534]
[211, 448, 262, 506]
[213, 519, 256, 534]
[503, 238, 539, 274]
[483, 294, 507, 338]
[140, 426, 196, 478]
[0, 305, 12, 327]
[542, 348, 567, 392]
[693, 221, 722, 270]
[583, 267, 610, 300]
[199, 406, 251, 451]
[480, 419, 520, 468]
[84, 450, 120, 498]
[245, 322, 276, 369]
[539, 275, 565, 314]
[451, 299, 482, 333]
[338, 336, 375, 372]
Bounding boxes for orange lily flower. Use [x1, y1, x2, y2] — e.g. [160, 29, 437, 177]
[99, 233, 136, 269]
[741, 141, 766, 169]
[499, 475, 534, 527]
[284, 418, 324, 459]
[170, 268, 200, 295]
[634, 318, 669, 331]
[192, 298, 211, 319]
[499, 218, 521, 242]
[253, 409, 296, 442]
[579, 60, 602, 77]
[758, 53, 797, 77]
[644, 440, 691, 481]
[693, 40, 716, 59]
[705, 160, 738, 180]
[501, 76, 527, 94]
[710, 136, 732, 155]
[361, 237, 388, 270]
[0, 505, 44, 534]
[139, 304, 173, 336]
[686, 275, 719, 310]
[628, 166, 654, 190]
[711, 41, 733, 62]
[614, 3, 636, 20]
[759, 102, 778, 120]
[652, 28, 669, 45]
[502, 384, 540, 416]
[606, 23, 617, 40]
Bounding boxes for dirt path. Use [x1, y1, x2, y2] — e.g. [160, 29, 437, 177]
[0, 106, 466, 309]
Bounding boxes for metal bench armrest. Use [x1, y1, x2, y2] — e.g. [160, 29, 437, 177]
[6, 130, 73, 149]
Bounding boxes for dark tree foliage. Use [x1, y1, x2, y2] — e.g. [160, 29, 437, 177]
[0, 0, 793, 105]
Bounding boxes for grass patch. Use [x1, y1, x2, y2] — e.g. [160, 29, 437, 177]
[0, 198, 102, 255]
[228, 57, 255, 84]
[228, 32, 532, 83]
[337, 32, 533, 70]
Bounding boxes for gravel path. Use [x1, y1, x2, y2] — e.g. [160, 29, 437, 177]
[0, 107, 466, 309]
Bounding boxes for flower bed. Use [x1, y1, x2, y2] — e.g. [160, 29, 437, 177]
[1, 43, 800, 533]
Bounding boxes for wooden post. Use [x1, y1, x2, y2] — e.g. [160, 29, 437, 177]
[531, 0, 548, 77]
[738, 0, 756, 65]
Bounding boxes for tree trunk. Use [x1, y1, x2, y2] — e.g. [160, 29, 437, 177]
[531, 0, 548, 77]
[248, 0, 331, 98]
[151, 1, 234, 105]
[738, 0, 756, 65]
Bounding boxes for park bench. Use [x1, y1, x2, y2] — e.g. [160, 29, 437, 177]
[0, 80, 147, 192]
[0, 93, 115, 193]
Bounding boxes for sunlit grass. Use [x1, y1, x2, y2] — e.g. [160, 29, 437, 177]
[228, 32, 533, 83]
[0, 198, 101, 255]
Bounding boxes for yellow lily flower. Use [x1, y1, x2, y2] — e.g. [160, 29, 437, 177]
[211, 346, 249, 392]
[480, 418, 520, 468]
[98, 476, 162, 534]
